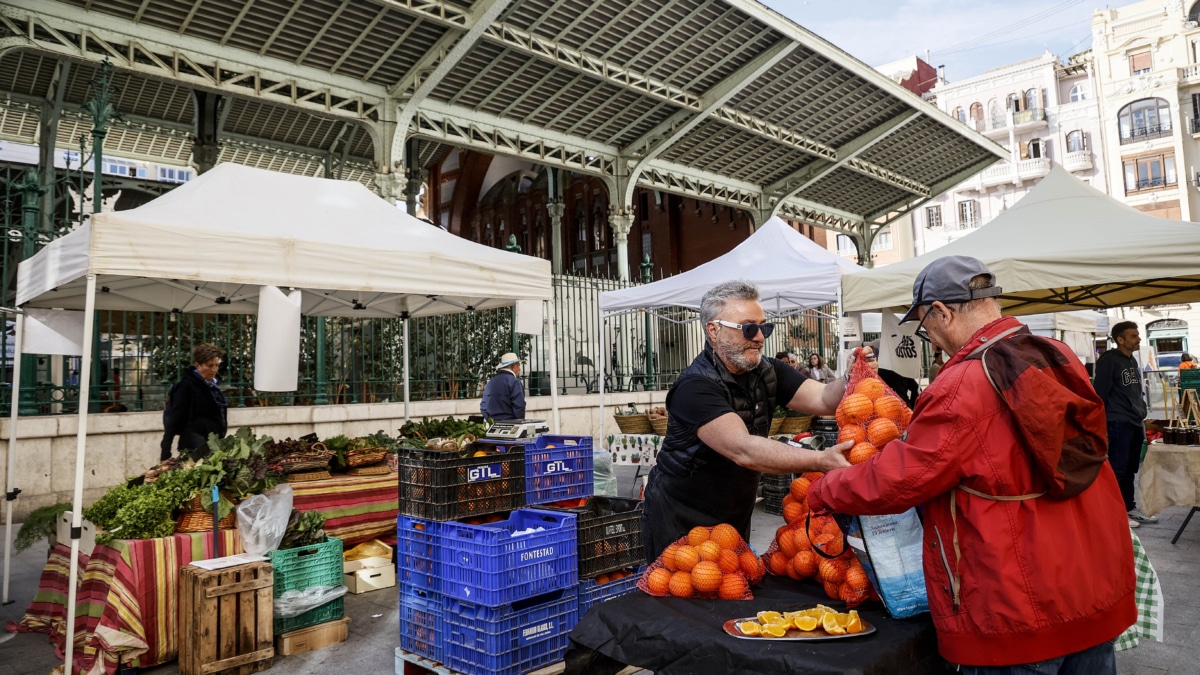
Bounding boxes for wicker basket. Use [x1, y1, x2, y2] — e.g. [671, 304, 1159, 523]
[286, 470, 332, 483]
[614, 414, 652, 434]
[650, 417, 669, 436]
[347, 465, 392, 476]
[276, 450, 334, 474]
[769, 417, 784, 436]
[176, 509, 237, 533]
[779, 415, 813, 434]
[346, 448, 388, 468]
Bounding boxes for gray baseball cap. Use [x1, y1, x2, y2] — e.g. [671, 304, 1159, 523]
[899, 255, 1003, 323]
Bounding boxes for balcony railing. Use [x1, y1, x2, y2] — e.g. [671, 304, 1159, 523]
[1125, 176, 1177, 193]
[1120, 124, 1172, 144]
[1190, 117, 1200, 134]
[1063, 150, 1093, 172]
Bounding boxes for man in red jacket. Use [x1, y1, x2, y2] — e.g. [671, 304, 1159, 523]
[808, 256, 1136, 674]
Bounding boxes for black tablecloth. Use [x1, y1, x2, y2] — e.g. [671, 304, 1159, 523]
[566, 575, 950, 675]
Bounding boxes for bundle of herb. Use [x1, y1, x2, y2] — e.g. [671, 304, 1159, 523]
[278, 509, 326, 550]
[14, 503, 70, 553]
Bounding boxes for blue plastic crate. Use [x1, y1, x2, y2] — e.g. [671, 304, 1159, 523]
[524, 435, 594, 505]
[399, 584, 445, 665]
[577, 565, 644, 616]
[444, 589, 578, 675]
[397, 516, 441, 591]
[440, 509, 577, 606]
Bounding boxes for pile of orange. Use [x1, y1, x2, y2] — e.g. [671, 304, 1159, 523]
[834, 360, 912, 465]
[594, 569, 632, 585]
[640, 523, 764, 600]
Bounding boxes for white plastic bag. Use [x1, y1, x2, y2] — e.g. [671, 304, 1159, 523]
[593, 448, 618, 496]
[236, 484, 293, 556]
[273, 585, 348, 618]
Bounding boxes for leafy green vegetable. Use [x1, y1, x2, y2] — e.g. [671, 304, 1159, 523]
[15, 502, 71, 553]
[278, 509, 326, 550]
[96, 488, 176, 545]
[398, 416, 488, 441]
[83, 483, 139, 530]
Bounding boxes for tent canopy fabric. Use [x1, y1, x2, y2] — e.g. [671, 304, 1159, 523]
[598, 217, 860, 316]
[17, 164, 551, 317]
[841, 167, 1200, 316]
[1021, 310, 1102, 334]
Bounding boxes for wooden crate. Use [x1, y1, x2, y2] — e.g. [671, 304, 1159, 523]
[275, 617, 350, 656]
[180, 561, 275, 675]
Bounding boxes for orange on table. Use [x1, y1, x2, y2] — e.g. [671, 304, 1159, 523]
[819, 557, 847, 585]
[668, 570, 694, 597]
[782, 500, 805, 525]
[719, 573, 749, 600]
[874, 395, 906, 424]
[793, 549, 819, 579]
[697, 540, 722, 562]
[687, 526, 710, 547]
[793, 615, 820, 631]
[691, 561, 723, 593]
[738, 621, 762, 636]
[854, 377, 886, 401]
[661, 543, 681, 572]
[646, 567, 672, 595]
[778, 529, 798, 558]
[718, 548, 741, 574]
[762, 623, 789, 638]
[845, 565, 870, 592]
[822, 612, 847, 635]
[673, 545, 700, 572]
[789, 477, 811, 502]
[841, 393, 875, 424]
[823, 579, 841, 599]
[849, 441, 880, 466]
[845, 610, 865, 634]
[597, 573, 611, 584]
[838, 425, 866, 445]
[867, 418, 900, 446]
[710, 523, 741, 550]
[767, 551, 789, 576]
[739, 550, 764, 580]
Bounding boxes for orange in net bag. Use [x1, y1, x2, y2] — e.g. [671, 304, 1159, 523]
[637, 524, 762, 600]
[834, 348, 912, 464]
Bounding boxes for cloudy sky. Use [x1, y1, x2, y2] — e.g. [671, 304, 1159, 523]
[763, 0, 1099, 82]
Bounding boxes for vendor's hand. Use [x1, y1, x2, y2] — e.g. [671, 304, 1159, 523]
[820, 440, 853, 472]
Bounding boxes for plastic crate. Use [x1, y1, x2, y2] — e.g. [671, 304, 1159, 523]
[440, 509, 577, 606]
[397, 516, 440, 591]
[266, 536, 345, 633]
[760, 473, 794, 490]
[444, 589, 578, 675]
[524, 435, 595, 506]
[544, 496, 644, 578]
[1183, 368, 1200, 392]
[399, 445, 526, 521]
[577, 565, 644, 616]
[399, 584, 445, 665]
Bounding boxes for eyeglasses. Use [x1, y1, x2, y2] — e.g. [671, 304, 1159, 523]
[710, 319, 775, 339]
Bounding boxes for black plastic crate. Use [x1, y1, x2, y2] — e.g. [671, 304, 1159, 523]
[544, 496, 644, 578]
[760, 473, 794, 490]
[762, 499, 784, 516]
[399, 446, 527, 521]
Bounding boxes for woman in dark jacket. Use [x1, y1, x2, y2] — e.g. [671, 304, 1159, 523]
[161, 343, 229, 460]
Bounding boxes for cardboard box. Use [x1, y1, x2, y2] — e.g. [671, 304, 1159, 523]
[344, 564, 396, 594]
[342, 541, 392, 573]
[275, 617, 350, 656]
[55, 512, 97, 557]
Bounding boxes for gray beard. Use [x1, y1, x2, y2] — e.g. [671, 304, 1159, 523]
[716, 336, 761, 373]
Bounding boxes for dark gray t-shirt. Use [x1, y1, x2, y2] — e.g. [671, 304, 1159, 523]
[1092, 349, 1146, 426]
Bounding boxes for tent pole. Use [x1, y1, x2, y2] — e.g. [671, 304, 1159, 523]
[402, 316, 410, 423]
[597, 307, 605, 443]
[546, 300, 560, 433]
[63, 274, 97, 674]
[835, 285, 844, 376]
[2, 312, 24, 606]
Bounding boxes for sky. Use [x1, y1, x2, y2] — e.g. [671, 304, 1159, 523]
[763, 0, 1102, 82]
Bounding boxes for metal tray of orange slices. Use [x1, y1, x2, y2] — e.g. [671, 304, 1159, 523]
[723, 607, 875, 641]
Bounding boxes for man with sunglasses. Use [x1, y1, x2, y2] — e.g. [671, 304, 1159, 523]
[807, 256, 1134, 674]
[641, 280, 863, 562]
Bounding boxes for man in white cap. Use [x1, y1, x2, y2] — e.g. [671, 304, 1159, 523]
[481, 352, 525, 420]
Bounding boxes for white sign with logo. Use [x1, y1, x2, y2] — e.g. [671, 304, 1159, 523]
[879, 312, 921, 379]
[840, 315, 862, 344]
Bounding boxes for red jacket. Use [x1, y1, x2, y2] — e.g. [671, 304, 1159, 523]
[808, 317, 1136, 667]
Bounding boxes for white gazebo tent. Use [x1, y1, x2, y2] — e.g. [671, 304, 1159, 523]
[595, 217, 862, 438]
[9, 164, 554, 668]
[841, 167, 1200, 316]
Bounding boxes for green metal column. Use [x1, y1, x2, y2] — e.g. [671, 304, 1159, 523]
[640, 254, 655, 391]
[17, 170, 46, 415]
[314, 318, 328, 405]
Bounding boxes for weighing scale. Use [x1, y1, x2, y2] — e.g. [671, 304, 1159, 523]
[484, 419, 549, 440]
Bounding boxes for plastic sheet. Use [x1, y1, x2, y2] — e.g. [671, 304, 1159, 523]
[273, 584, 347, 618]
[592, 448, 617, 496]
[236, 484, 293, 556]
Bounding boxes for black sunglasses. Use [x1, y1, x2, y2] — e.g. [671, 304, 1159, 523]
[711, 319, 776, 340]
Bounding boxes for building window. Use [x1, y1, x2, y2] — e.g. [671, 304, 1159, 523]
[987, 98, 1000, 120]
[871, 227, 893, 252]
[1068, 83, 1089, 102]
[1123, 152, 1176, 193]
[1118, 98, 1172, 144]
[1129, 50, 1153, 76]
[1066, 131, 1086, 153]
[957, 200, 978, 230]
[1007, 93, 1023, 112]
[836, 234, 857, 256]
[925, 205, 942, 229]
[952, 107, 966, 123]
[1024, 89, 1040, 112]
[969, 103, 983, 121]
[1028, 138, 1044, 159]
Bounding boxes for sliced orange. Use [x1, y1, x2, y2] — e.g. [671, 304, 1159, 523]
[762, 623, 789, 638]
[822, 612, 847, 635]
[845, 610, 864, 634]
[756, 610, 784, 624]
[738, 621, 762, 636]
[793, 615, 820, 631]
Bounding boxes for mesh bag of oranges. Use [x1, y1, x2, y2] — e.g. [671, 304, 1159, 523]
[637, 524, 764, 600]
[835, 348, 912, 465]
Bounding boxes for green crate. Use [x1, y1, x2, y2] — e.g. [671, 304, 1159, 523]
[267, 537, 345, 633]
[1182, 368, 1200, 392]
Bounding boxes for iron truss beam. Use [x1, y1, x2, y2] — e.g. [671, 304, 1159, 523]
[370, 0, 470, 29]
[775, 197, 864, 235]
[0, 0, 386, 121]
[638, 160, 764, 211]
[768, 111, 921, 196]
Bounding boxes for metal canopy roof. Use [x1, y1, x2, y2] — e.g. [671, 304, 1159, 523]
[0, 0, 1005, 237]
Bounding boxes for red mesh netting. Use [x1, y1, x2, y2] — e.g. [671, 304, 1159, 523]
[834, 348, 912, 465]
[636, 524, 762, 600]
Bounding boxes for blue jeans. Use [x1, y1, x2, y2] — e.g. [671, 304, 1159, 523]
[958, 640, 1116, 675]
